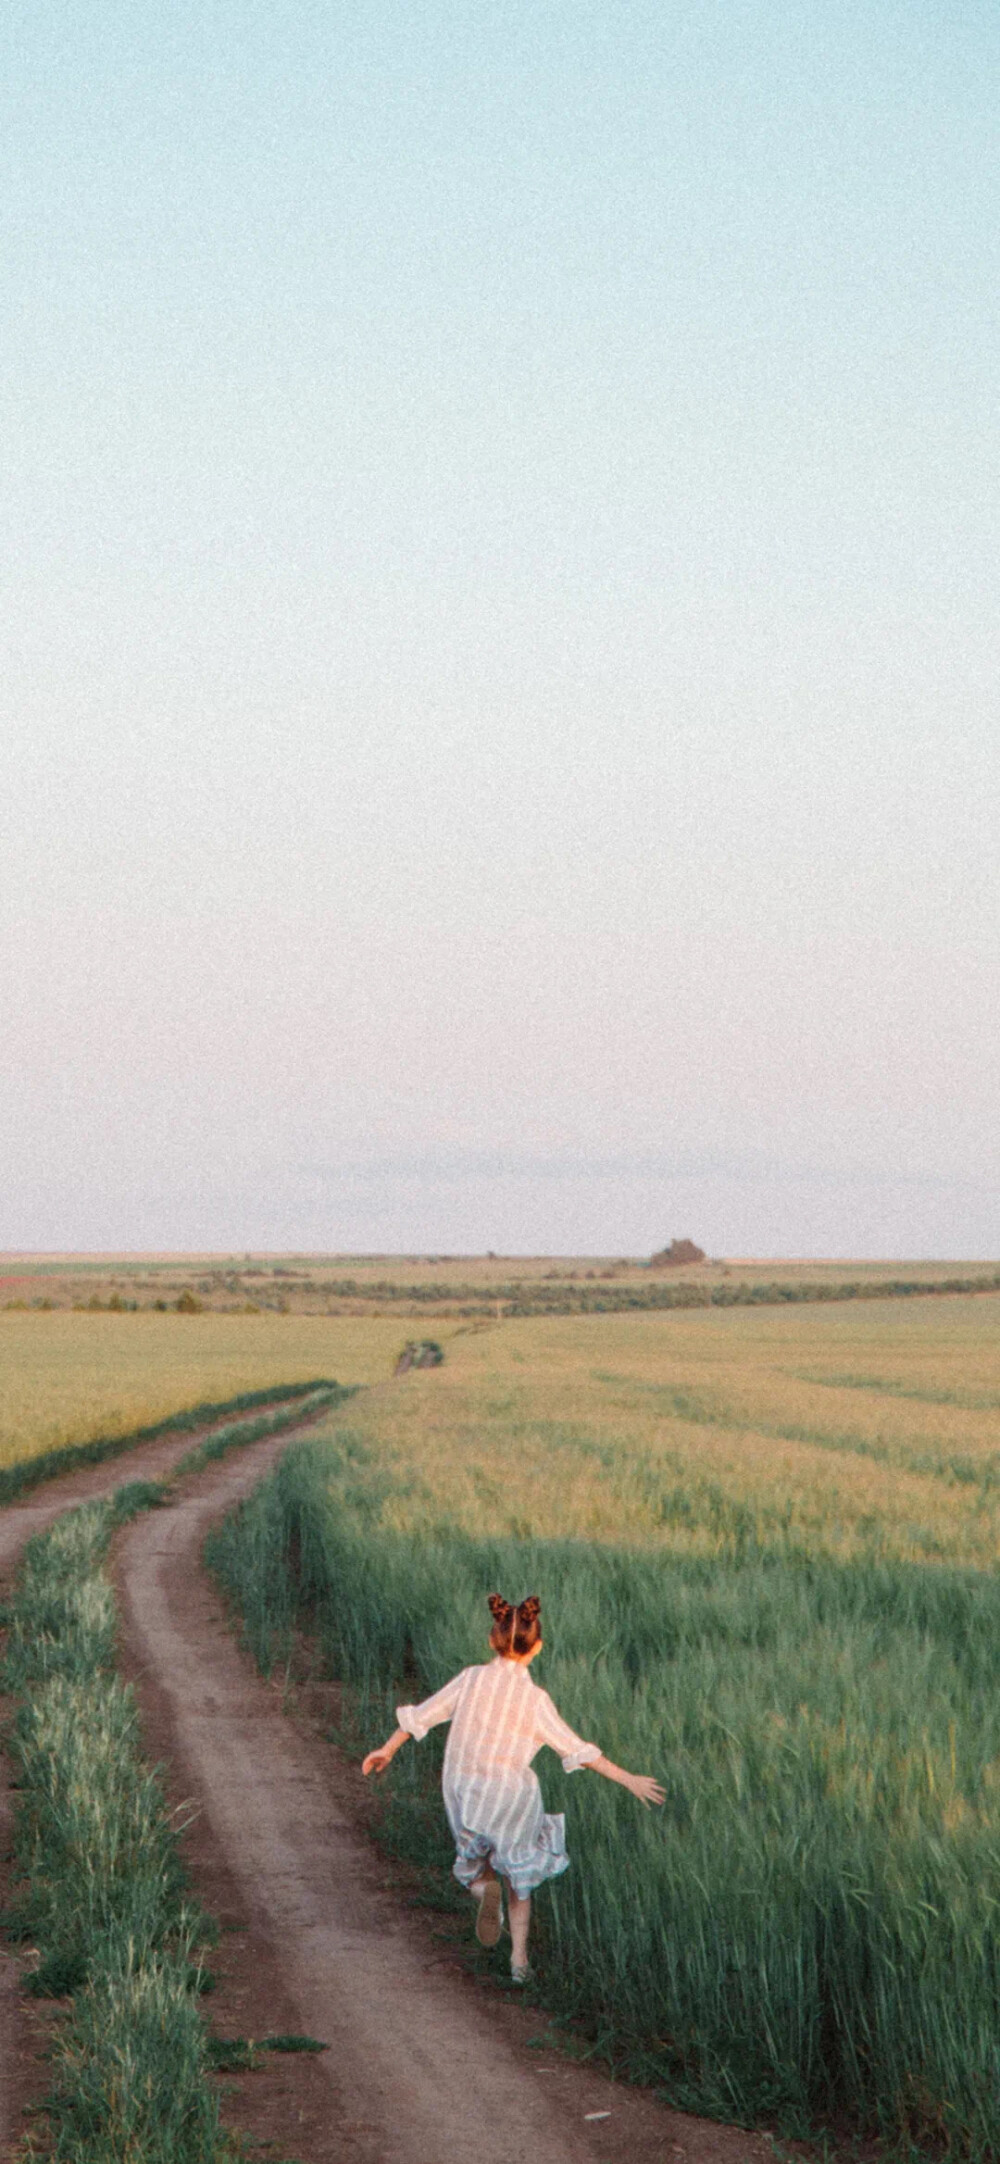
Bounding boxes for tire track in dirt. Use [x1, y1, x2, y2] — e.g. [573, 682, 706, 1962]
[115, 1442, 772, 2164]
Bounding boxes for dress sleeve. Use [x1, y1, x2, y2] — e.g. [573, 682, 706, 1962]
[534, 1687, 602, 1773]
[396, 1669, 466, 1742]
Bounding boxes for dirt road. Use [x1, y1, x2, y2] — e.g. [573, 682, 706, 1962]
[2, 1421, 771, 2164]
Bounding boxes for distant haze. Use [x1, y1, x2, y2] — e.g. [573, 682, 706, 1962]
[3, 4, 998, 1258]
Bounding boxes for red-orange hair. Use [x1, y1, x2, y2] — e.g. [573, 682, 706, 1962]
[488, 1592, 542, 1658]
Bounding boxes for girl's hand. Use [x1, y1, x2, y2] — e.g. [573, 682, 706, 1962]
[628, 1773, 666, 1808]
[361, 1726, 409, 1778]
[590, 1753, 666, 1807]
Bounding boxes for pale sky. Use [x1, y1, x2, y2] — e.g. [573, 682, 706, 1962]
[3, 2, 998, 1257]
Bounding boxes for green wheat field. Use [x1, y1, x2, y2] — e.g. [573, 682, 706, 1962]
[207, 1292, 1000, 2154]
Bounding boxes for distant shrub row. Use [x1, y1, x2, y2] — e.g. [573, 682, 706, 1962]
[164, 1269, 999, 1319]
[6, 1270, 999, 1321]
[496, 1270, 1000, 1318]
[3, 1292, 270, 1313]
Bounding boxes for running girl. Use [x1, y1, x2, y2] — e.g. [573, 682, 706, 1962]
[362, 1592, 665, 1982]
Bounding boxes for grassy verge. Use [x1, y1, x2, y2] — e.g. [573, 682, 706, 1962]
[1, 1485, 221, 2161]
[0, 1380, 342, 1505]
[207, 1432, 1000, 2158]
[171, 1384, 355, 1478]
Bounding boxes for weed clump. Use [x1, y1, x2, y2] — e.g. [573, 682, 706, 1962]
[50, 1937, 221, 2162]
[394, 1340, 444, 1373]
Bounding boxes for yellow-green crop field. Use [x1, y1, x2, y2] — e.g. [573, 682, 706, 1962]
[334, 1293, 1000, 1567]
[6, 1293, 1000, 1561]
[0, 1311, 407, 1472]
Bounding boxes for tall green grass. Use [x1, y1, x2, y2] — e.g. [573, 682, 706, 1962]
[2, 1488, 221, 2162]
[208, 1433, 1000, 2155]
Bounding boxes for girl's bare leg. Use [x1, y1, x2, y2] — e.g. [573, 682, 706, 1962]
[505, 1883, 531, 1970]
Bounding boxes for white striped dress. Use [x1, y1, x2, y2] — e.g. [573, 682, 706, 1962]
[396, 1658, 601, 1899]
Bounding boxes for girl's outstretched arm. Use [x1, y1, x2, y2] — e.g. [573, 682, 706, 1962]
[362, 1727, 410, 1777]
[365, 1668, 466, 1776]
[588, 1753, 666, 1808]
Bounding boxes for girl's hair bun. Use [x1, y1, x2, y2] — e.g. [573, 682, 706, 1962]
[487, 1591, 542, 1655]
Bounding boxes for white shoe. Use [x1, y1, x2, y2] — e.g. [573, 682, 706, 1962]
[510, 1961, 531, 1985]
